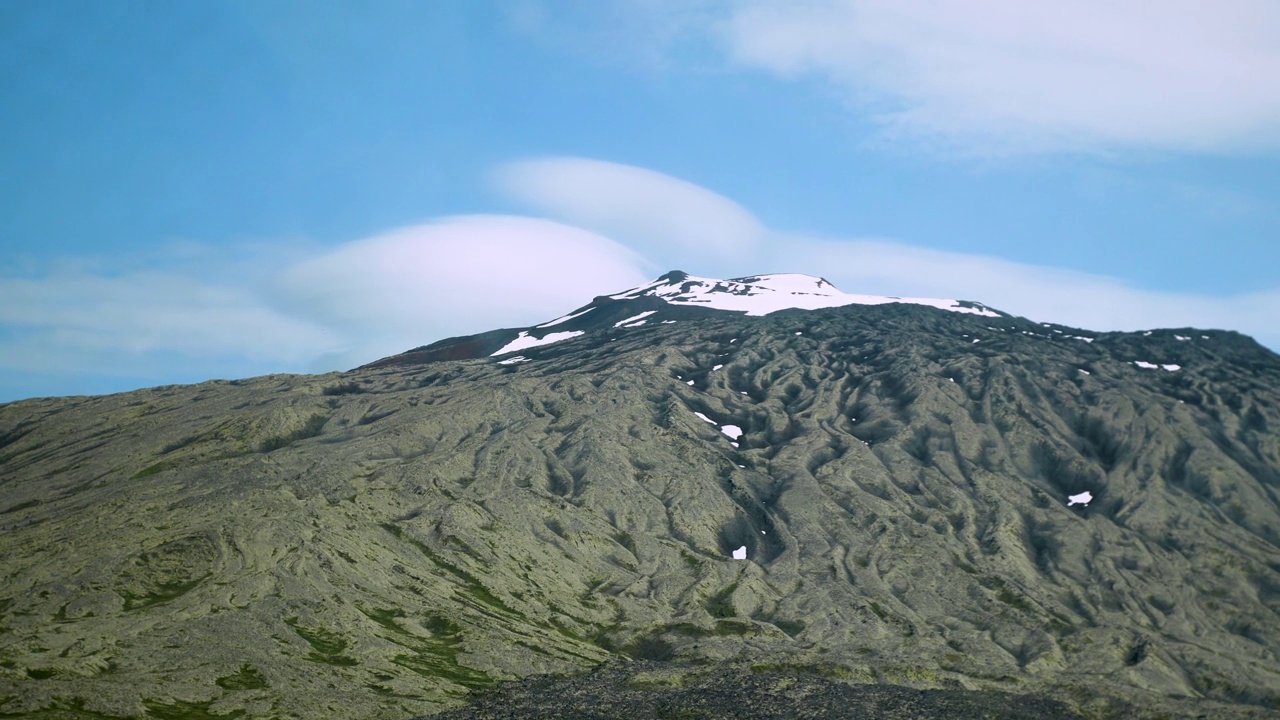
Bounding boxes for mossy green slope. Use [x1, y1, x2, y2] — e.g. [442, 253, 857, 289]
[1, 305, 1278, 719]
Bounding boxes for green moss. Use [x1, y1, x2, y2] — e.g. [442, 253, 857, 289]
[867, 600, 889, 621]
[0, 439, 48, 467]
[128, 458, 172, 476]
[352, 606, 493, 689]
[390, 650, 492, 690]
[680, 550, 705, 572]
[705, 582, 738, 619]
[359, 606, 409, 638]
[770, 618, 805, 636]
[981, 576, 1034, 613]
[284, 618, 357, 666]
[215, 664, 268, 691]
[120, 574, 209, 611]
[380, 523, 520, 618]
[0, 498, 40, 514]
[713, 620, 754, 636]
[393, 616, 490, 687]
[622, 634, 673, 661]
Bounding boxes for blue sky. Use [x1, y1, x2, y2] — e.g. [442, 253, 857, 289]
[2, 0, 1278, 402]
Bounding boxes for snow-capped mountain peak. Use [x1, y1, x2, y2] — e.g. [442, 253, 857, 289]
[608, 270, 999, 318]
[363, 270, 1002, 368]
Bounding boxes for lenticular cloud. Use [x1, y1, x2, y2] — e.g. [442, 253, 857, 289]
[274, 215, 650, 342]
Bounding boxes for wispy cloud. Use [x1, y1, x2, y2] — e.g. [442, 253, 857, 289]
[504, 0, 726, 72]
[702, 1, 1280, 155]
[494, 157, 766, 270]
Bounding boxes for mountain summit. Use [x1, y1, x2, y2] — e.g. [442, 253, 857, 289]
[366, 271, 1002, 368]
[2, 273, 1279, 720]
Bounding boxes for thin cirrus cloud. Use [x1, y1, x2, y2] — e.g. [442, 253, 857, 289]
[494, 156, 767, 270]
[716, 0, 1280, 154]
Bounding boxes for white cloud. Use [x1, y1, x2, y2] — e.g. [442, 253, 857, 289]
[272, 214, 651, 368]
[776, 236, 1280, 349]
[3, 160, 1275, 403]
[0, 214, 650, 399]
[717, 0, 1280, 154]
[494, 156, 766, 269]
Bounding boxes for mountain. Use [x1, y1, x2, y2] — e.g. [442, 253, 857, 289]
[363, 271, 1004, 368]
[2, 272, 1279, 720]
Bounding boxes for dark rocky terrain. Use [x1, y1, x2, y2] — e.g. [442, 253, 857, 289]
[419, 660, 1089, 720]
[2, 282, 1279, 719]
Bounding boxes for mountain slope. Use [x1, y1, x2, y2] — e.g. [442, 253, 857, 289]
[2, 277, 1279, 720]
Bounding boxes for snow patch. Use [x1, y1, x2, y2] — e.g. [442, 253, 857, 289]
[492, 330, 585, 356]
[609, 272, 1000, 318]
[497, 355, 529, 365]
[712, 364, 724, 371]
[1134, 361, 1159, 369]
[614, 310, 657, 328]
[732, 546, 747, 560]
[693, 411, 715, 425]
[1067, 491, 1093, 507]
[1162, 364, 1181, 371]
[536, 308, 593, 329]
[720, 425, 743, 440]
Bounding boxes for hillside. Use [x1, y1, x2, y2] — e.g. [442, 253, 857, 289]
[2, 278, 1279, 719]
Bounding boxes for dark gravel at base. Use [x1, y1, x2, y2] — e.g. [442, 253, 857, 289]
[419, 662, 1086, 720]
